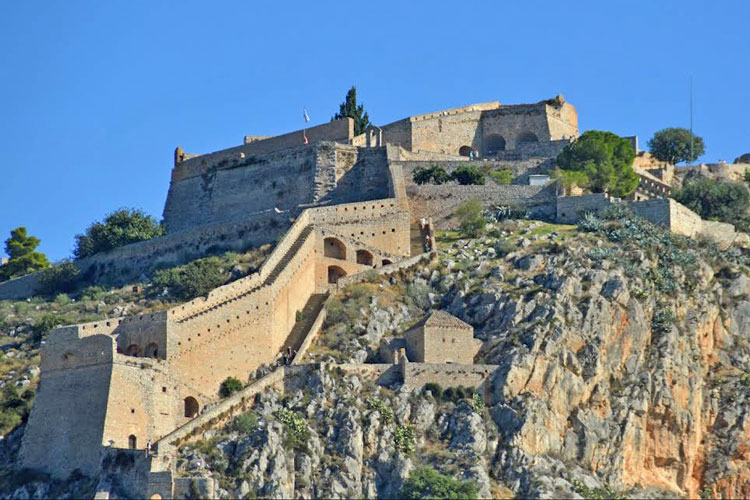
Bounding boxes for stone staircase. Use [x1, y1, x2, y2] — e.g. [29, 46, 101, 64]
[280, 293, 328, 359]
[411, 223, 426, 256]
[174, 226, 314, 325]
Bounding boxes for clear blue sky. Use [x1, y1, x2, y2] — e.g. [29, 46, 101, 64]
[1, 1, 748, 261]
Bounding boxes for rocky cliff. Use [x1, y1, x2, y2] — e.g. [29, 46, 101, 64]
[6, 212, 750, 499]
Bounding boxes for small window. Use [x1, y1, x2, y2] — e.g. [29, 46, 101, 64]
[162, 387, 167, 393]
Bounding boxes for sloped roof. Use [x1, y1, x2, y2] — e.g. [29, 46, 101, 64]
[410, 310, 473, 331]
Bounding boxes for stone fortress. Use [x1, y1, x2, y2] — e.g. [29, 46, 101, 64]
[10, 94, 739, 497]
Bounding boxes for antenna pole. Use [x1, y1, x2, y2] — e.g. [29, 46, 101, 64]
[689, 75, 694, 165]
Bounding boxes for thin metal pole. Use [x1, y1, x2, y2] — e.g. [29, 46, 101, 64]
[690, 76, 694, 165]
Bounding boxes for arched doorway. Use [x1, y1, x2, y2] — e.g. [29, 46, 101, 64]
[144, 343, 159, 359]
[517, 131, 539, 145]
[327, 265, 347, 284]
[125, 344, 140, 357]
[356, 249, 374, 266]
[484, 134, 506, 156]
[184, 397, 199, 418]
[323, 237, 346, 260]
[458, 145, 477, 157]
[128, 434, 137, 449]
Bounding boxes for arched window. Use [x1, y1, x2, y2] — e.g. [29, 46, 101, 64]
[323, 237, 346, 260]
[327, 266, 347, 284]
[356, 249, 374, 266]
[184, 397, 199, 418]
[128, 434, 137, 449]
[484, 134, 506, 156]
[144, 343, 159, 359]
[517, 131, 539, 144]
[382, 259, 393, 266]
[125, 344, 140, 357]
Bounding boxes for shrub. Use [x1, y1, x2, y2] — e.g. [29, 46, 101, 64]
[424, 382, 443, 399]
[470, 393, 485, 412]
[672, 176, 750, 231]
[151, 256, 227, 300]
[219, 377, 243, 398]
[399, 466, 478, 499]
[577, 212, 604, 232]
[454, 199, 486, 237]
[394, 424, 416, 455]
[366, 397, 394, 424]
[413, 165, 451, 185]
[651, 306, 674, 335]
[38, 260, 80, 295]
[451, 165, 485, 185]
[488, 169, 513, 185]
[233, 412, 257, 434]
[74, 208, 164, 259]
[275, 408, 310, 451]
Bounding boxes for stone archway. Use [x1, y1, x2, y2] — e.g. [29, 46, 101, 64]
[323, 237, 347, 260]
[144, 343, 159, 359]
[356, 249, 374, 266]
[484, 134, 506, 156]
[128, 434, 137, 449]
[184, 397, 199, 418]
[125, 344, 140, 357]
[327, 265, 347, 284]
[458, 145, 476, 157]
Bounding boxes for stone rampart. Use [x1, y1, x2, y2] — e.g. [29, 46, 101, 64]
[556, 194, 612, 223]
[410, 184, 556, 225]
[400, 361, 496, 391]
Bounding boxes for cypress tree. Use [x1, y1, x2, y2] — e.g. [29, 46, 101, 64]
[332, 86, 371, 135]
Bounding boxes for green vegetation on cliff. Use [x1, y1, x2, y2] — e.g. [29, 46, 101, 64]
[74, 208, 164, 259]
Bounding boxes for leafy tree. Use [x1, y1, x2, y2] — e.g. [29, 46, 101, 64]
[74, 208, 164, 259]
[451, 165, 485, 185]
[557, 130, 638, 197]
[399, 466, 478, 499]
[736, 153, 750, 164]
[332, 86, 370, 135]
[648, 127, 705, 165]
[219, 377, 244, 397]
[38, 260, 80, 295]
[454, 199, 486, 237]
[672, 176, 750, 230]
[0, 227, 50, 281]
[413, 165, 451, 185]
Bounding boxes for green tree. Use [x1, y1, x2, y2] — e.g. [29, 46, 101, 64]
[399, 466, 478, 499]
[736, 153, 750, 164]
[332, 86, 371, 135]
[672, 176, 750, 230]
[451, 165, 486, 185]
[454, 199, 486, 237]
[557, 130, 638, 197]
[413, 165, 451, 185]
[488, 168, 513, 185]
[74, 208, 164, 259]
[648, 127, 705, 165]
[150, 256, 227, 300]
[0, 227, 50, 281]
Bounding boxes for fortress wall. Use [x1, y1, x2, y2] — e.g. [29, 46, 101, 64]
[401, 362, 496, 391]
[480, 106, 551, 151]
[556, 194, 612, 223]
[115, 312, 169, 359]
[544, 102, 579, 140]
[398, 159, 555, 187]
[171, 119, 353, 180]
[102, 357, 181, 450]
[381, 118, 412, 150]
[0, 272, 40, 300]
[411, 184, 556, 225]
[410, 110, 484, 155]
[163, 145, 323, 232]
[19, 335, 116, 477]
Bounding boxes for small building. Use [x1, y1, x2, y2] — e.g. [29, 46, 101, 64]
[528, 174, 551, 186]
[380, 310, 481, 364]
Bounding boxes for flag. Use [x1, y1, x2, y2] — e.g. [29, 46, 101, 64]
[303, 108, 310, 123]
[303, 131, 309, 145]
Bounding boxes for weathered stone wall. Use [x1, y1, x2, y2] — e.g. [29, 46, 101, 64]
[0, 272, 40, 300]
[404, 325, 480, 364]
[410, 183, 557, 225]
[18, 334, 114, 477]
[399, 359, 496, 392]
[556, 194, 612, 223]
